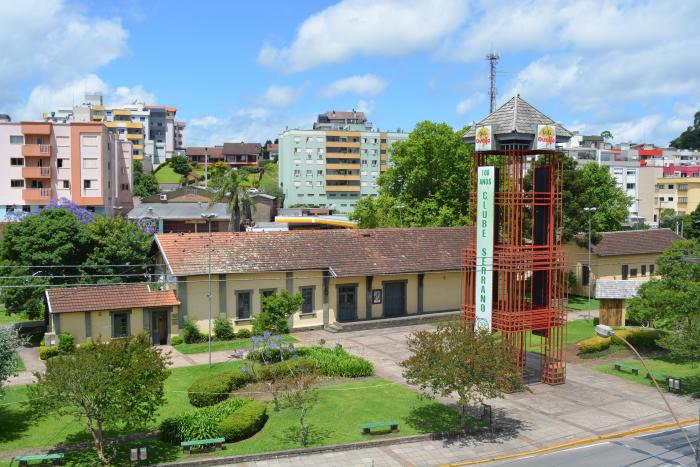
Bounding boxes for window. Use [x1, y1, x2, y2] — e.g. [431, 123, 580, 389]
[121, 183, 129, 191]
[10, 135, 24, 144]
[582, 265, 590, 286]
[317, 181, 324, 186]
[626, 183, 635, 189]
[10, 158, 23, 166]
[361, 160, 367, 165]
[57, 159, 63, 168]
[371, 160, 377, 166]
[111, 312, 129, 338]
[237, 292, 251, 319]
[62, 180, 70, 189]
[317, 170, 323, 176]
[10, 179, 24, 188]
[621, 264, 629, 280]
[305, 181, 312, 187]
[626, 169, 636, 175]
[679, 197, 688, 204]
[300, 286, 314, 314]
[641, 265, 647, 276]
[630, 268, 638, 278]
[306, 170, 312, 177]
[668, 184, 674, 189]
[294, 169, 301, 177]
[668, 197, 674, 201]
[650, 264, 655, 275]
[83, 180, 92, 189]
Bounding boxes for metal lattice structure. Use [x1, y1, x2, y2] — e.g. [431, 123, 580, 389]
[462, 149, 568, 385]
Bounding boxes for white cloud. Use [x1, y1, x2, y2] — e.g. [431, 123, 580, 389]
[456, 92, 485, 115]
[356, 99, 376, 115]
[320, 74, 387, 98]
[258, 0, 469, 72]
[13, 74, 157, 120]
[258, 84, 301, 108]
[0, 0, 128, 107]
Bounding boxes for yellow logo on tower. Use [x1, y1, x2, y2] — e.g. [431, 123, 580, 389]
[475, 125, 492, 151]
[536, 124, 556, 150]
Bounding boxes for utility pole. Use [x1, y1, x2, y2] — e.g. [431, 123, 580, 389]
[584, 207, 597, 320]
[486, 52, 500, 113]
[204, 147, 209, 188]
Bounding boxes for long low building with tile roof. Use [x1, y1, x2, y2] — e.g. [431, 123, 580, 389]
[153, 227, 471, 334]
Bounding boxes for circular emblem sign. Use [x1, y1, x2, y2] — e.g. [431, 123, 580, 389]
[475, 318, 490, 331]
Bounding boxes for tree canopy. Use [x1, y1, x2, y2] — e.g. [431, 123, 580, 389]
[351, 121, 472, 228]
[209, 169, 251, 232]
[169, 155, 192, 175]
[0, 327, 22, 396]
[132, 160, 160, 198]
[670, 111, 700, 149]
[626, 238, 700, 361]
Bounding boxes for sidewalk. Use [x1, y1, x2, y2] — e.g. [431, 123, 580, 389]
[6, 346, 44, 386]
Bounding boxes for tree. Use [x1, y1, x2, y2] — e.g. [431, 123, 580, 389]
[81, 215, 153, 283]
[209, 169, 251, 232]
[0, 327, 22, 396]
[261, 139, 272, 159]
[684, 202, 700, 239]
[600, 130, 613, 143]
[658, 208, 685, 233]
[252, 290, 304, 335]
[169, 155, 192, 176]
[133, 160, 160, 198]
[28, 335, 170, 465]
[561, 161, 632, 243]
[400, 321, 523, 427]
[670, 111, 700, 149]
[350, 121, 472, 228]
[280, 372, 319, 447]
[627, 238, 700, 361]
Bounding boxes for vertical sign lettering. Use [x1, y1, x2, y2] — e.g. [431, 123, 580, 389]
[475, 166, 495, 332]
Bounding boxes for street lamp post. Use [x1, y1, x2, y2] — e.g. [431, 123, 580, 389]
[583, 207, 597, 320]
[595, 325, 697, 460]
[396, 205, 405, 227]
[201, 212, 217, 368]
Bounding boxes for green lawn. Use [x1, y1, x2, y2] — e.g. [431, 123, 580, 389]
[174, 335, 298, 355]
[7, 379, 463, 466]
[524, 319, 596, 354]
[0, 306, 29, 325]
[568, 295, 600, 311]
[153, 164, 183, 184]
[596, 358, 700, 394]
[14, 353, 25, 372]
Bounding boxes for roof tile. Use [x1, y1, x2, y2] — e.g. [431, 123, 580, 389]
[46, 284, 180, 314]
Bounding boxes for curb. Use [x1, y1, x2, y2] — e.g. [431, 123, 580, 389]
[443, 417, 700, 466]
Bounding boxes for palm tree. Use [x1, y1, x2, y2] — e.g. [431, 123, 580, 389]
[209, 169, 251, 232]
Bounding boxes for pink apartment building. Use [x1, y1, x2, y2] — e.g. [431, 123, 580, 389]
[0, 116, 133, 221]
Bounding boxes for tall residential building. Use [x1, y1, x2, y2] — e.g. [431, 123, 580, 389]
[0, 116, 133, 221]
[279, 112, 408, 213]
[43, 94, 185, 167]
[654, 165, 700, 222]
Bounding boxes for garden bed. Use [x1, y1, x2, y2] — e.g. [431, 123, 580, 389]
[173, 335, 297, 355]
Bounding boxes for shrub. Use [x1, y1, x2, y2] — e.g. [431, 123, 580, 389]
[183, 318, 204, 344]
[613, 327, 664, 349]
[236, 329, 251, 338]
[170, 335, 183, 346]
[39, 345, 59, 360]
[214, 316, 235, 340]
[187, 370, 251, 407]
[239, 166, 260, 174]
[78, 341, 95, 351]
[160, 398, 250, 443]
[305, 346, 374, 377]
[255, 358, 315, 381]
[252, 291, 304, 335]
[247, 346, 308, 363]
[576, 335, 611, 354]
[218, 400, 267, 442]
[57, 332, 75, 353]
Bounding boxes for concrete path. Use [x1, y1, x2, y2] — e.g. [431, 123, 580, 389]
[6, 346, 44, 386]
[158, 345, 242, 368]
[209, 322, 699, 467]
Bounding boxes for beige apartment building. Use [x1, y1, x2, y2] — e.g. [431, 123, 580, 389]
[654, 166, 700, 220]
[0, 116, 133, 221]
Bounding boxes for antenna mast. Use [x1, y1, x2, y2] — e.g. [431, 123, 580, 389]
[486, 52, 499, 113]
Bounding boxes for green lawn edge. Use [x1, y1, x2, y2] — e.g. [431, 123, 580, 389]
[174, 335, 298, 355]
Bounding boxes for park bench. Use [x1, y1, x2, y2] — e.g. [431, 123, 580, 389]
[613, 362, 639, 375]
[15, 453, 64, 466]
[360, 421, 399, 434]
[180, 437, 225, 454]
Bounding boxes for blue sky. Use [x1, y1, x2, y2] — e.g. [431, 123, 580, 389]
[1, 0, 699, 147]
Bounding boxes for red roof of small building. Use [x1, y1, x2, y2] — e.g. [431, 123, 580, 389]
[45, 284, 180, 314]
[663, 165, 700, 176]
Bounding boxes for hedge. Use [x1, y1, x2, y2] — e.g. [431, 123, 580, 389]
[218, 400, 267, 442]
[576, 327, 665, 354]
[170, 335, 183, 346]
[160, 398, 250, 443]
[39, 345, 59, 360]
[305, 347, 374, 377]
[187, 370, 254, 407]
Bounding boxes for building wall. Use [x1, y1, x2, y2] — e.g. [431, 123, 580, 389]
[564, 242, 660, 296]
[655, 176, 700, 217]
[423, 272, 462, 312]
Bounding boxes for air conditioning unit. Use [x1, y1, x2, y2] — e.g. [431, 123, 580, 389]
[159, 194, 167, 201]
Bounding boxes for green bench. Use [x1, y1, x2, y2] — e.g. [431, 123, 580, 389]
[613, 362, 639, 376]
[360, 421, 399, 434]
[180, 437, 225, 454]
[15, 454, 64, 466]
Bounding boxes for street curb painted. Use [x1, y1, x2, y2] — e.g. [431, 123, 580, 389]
[443, 417, 700, 466]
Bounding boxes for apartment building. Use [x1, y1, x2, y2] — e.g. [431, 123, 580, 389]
[0, 116, 133, 221]
[279, 112, 408, 213]
[654, 165, 700, 220]
[185, 143, 260, 169]
[43, 94, 185, 167]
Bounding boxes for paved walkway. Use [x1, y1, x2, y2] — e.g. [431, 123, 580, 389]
[6, 346, 44, 386]
[209, 323, 698, 467]
[158, 345, 240, 368]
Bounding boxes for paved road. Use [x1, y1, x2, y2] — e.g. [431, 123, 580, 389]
[490, 425, 699, 466]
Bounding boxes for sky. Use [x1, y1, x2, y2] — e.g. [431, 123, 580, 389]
[1, 0, 699, 147]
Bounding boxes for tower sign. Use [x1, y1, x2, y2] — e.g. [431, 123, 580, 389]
[475, 166, 495, 332]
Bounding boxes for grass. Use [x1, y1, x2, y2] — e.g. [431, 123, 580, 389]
[568, 295, 599, 311]
[14, 353, 25, 372]
[524, 319, 597, 354]
[596, 357, 700, 394]
[0, 305, 30, 325]
[174, 335, 298, 355]
[11, 379, 464, 466]
[153, 164, 183, 184]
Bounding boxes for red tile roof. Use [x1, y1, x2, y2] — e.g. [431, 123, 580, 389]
[155, 227, 471, 277]
[589, 229, 683, 256]
[46, 284, 180, 314]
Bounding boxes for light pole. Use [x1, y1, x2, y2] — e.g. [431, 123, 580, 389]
[583, 207, 597, 320]
[595, 325, 697, 460]
[204, 147, 209, 188]
[396, 205, 405, 227]
[201, 212, 217, 367]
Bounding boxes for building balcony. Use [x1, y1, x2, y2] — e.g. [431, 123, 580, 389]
[21, 122, 52, 136]
[326, 163, 360, 170]
[326, 185, 361, 192]
[326, 174, 360, 181]
[22, 188, 52, 203]
[326, 141, 360, 149]
[125, 133, 142, 140]
[22, 144, 51, 157]
[22, 167, 52, 179]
